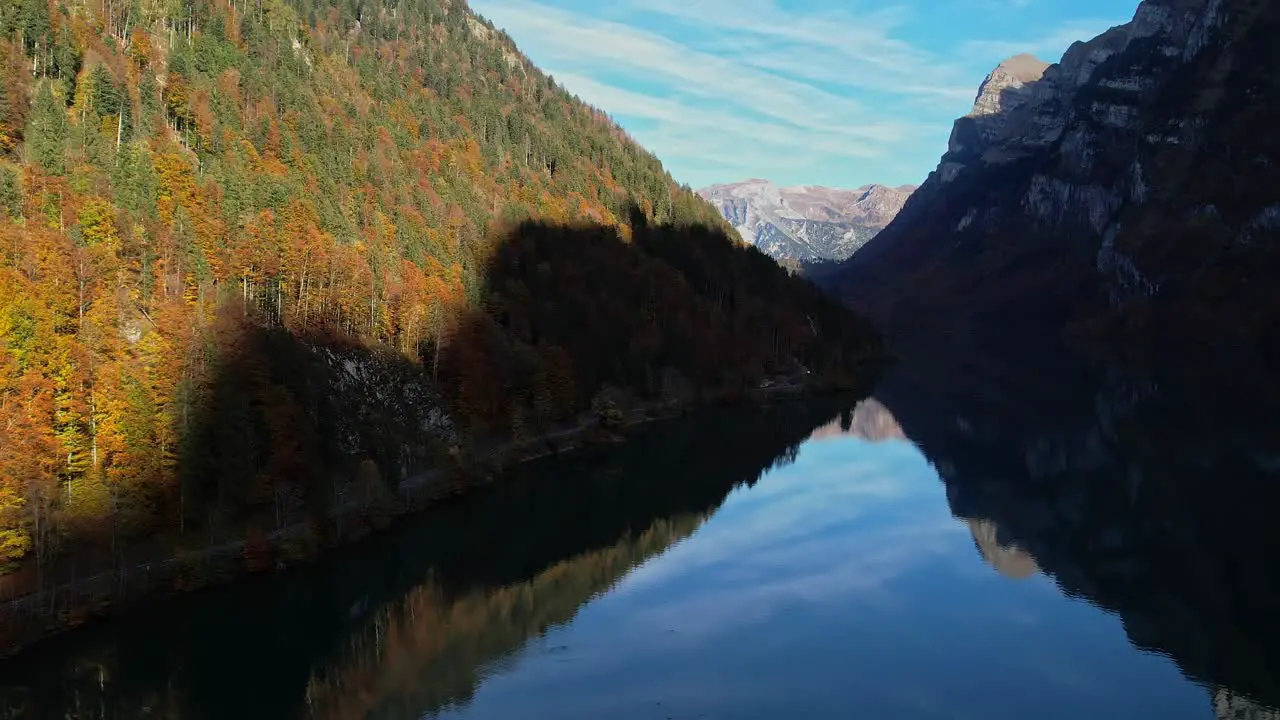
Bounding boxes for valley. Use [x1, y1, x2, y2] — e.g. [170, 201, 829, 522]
[2, 0, 1280, 717]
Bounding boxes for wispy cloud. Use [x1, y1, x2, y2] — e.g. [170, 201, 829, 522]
[473, 1, 916, 136]
[960, 18, 1127, 62]
[470, 0, 1131, 188]
[636, 0, 973, 102]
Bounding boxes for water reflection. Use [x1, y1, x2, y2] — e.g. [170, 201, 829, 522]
[874, 347, 1280, 717]
[0, 397, 854, 720]
[4, 344, 1280, 719]
[963, 519, 1039, 580]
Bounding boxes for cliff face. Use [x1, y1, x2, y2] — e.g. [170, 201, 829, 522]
[825, 0, 1280, 357]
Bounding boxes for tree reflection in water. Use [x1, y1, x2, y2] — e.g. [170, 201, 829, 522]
[0, 396, 857, 720]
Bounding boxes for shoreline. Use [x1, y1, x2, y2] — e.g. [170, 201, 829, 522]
[0, 378, 866, 660]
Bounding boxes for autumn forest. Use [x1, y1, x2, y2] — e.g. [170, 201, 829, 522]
[0, 0, 881, 589]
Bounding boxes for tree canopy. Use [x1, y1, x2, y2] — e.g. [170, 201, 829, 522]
[0, 0, 881, 572]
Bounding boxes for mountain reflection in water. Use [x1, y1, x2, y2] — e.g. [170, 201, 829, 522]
[871, 345, 1280, 720]
[3, 345, 1280, 719]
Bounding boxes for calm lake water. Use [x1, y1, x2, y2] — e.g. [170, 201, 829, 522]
[3, 353, 1280, 719]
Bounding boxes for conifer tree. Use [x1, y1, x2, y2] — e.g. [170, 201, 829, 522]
[0, 167, 19, 218]
[0, 76, 13, 151]
[0, 0, 879, 571]
[25, 80, 65, 173]
[89, 64, 121, 117]
[19, 0, 50, 64]
[51, 26, 80, 84]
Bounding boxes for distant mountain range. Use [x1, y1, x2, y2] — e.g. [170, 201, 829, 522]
[697, 180, 916, 263]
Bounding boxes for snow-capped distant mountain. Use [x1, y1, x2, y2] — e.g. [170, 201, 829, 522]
[697, 179, 916, 263]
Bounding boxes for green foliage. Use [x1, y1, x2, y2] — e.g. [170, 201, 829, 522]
[0, 167, 18, 219]
[25, 80, 64, 173]
[0, 0, 879, 578]
[0, 75, 11, 134]
[135, 71, 159, 140]
[111, 143, 158, 216]
[590, 387, 625, 430]
[51, 26, 80, 83]
[89, 64, 121, 117]
[19, 0, 49, 57]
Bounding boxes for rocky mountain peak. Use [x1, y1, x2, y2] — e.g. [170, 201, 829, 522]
[946, 53, 1051, 160]
[970, 54, 1051, 118]
[972, 53, 1044, 112]
[997, 53, 1051, 79]
[824, 0, 1278, 356]
[697, 181, 917, 263]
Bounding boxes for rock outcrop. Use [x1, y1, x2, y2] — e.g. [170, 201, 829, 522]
[698, 180, 916, 262]
[948, 54, 1051, 162]
[823, 0, 1280, 359]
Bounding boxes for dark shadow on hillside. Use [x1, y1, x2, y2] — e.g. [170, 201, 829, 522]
[0, 207, 884, 657]
[814, 71, 1110, 356]
[437, 207, 885, 444]
[873, 342, 1280, 712]
[0, 318, 459, 657]
[171, 319, 456, 546]
[0, 206, 885, 714]
[0, 393, 858, 719]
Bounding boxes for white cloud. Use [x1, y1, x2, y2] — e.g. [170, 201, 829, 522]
[960, 18, 1126, 63]
[550, 71, 912, 149]
[473, 1, 881, 135]
[469, 0, 1131, 188]
[469, 0, 962, 187]
[636, 0, 973, 101]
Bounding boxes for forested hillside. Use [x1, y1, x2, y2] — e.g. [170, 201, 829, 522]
[0, 0, 880, 573]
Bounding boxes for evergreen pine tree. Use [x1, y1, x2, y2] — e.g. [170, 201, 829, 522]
[135, 70, 159, 140]
[52, 26, 80, 84]
[0, 167, 20, 219]
[19, 0, 51, 60]
[0, 3, 19, 37]
[25, 81, 66, 174]
[90, 64, 121, 117]
[0, 77, 13, 151]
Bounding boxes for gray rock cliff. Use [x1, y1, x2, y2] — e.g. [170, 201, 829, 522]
[825, 0, 1280, 359]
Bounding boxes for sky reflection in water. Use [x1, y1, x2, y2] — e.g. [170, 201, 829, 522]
[434, 431, 1209, 720]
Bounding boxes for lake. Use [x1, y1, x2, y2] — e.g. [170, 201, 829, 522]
[2, 352, 1279, 719]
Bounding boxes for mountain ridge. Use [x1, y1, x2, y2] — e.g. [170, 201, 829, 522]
[698, 179, 916, 263]
[821, 0, 1280, 362]
[0, 0, 882, 574]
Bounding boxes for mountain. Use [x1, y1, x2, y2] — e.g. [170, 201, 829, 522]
[0, 0, 882, 572]
[805, 397, 905, 443]
[963, 518, 1039, 580]
[820, 0, 1280, 361]
[698, 179, 916, 262]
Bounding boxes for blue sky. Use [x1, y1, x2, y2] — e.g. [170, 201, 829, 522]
[468, 0, 1135, 190]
